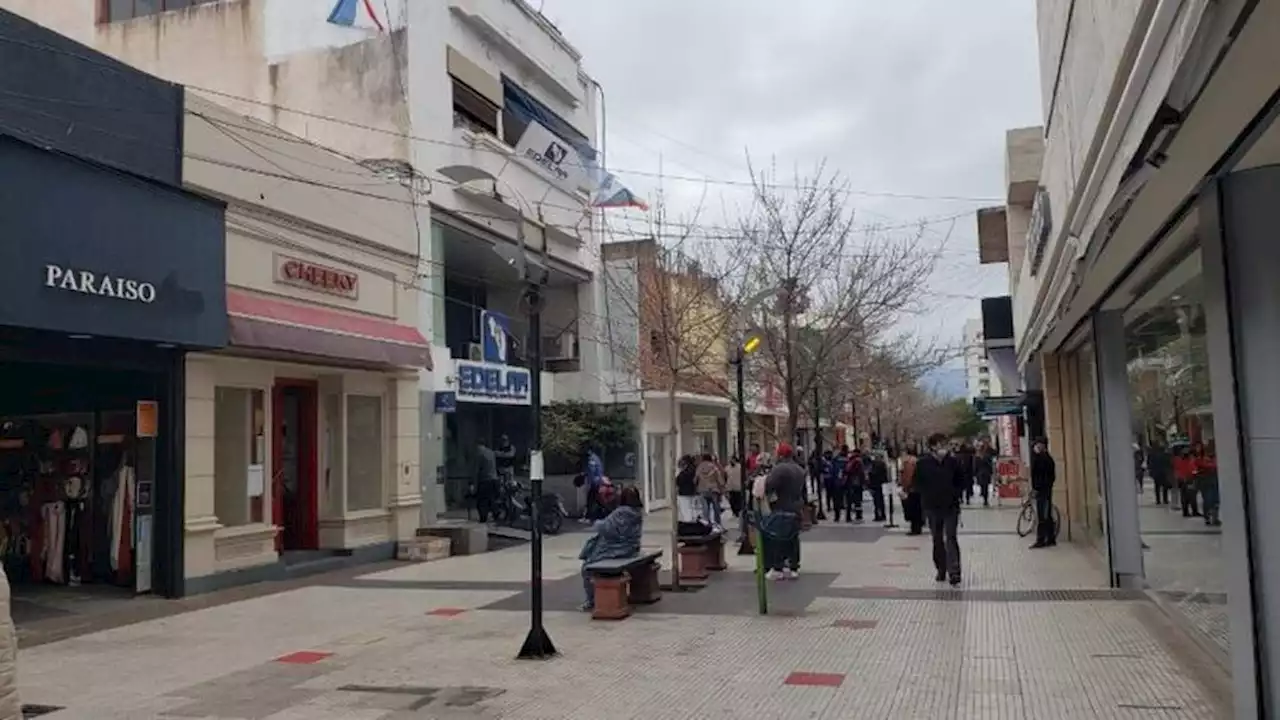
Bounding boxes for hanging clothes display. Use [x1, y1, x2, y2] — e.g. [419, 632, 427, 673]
[40, 501, 65, 584]
[109, 461, 134, 576]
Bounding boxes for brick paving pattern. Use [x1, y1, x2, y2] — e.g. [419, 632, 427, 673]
[16, 507, 1228, 719]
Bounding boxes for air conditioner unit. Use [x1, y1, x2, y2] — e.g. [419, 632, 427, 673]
[542, 332, 577, 361]
[467, 343, 484, 361]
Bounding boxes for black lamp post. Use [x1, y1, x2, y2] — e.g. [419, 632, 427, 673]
[518, 279, 557, 660]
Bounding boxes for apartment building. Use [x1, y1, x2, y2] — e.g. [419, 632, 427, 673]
[977, 0, 1280, 713]
[0, 0, 619, 523]
[962, 318, 1001, 402]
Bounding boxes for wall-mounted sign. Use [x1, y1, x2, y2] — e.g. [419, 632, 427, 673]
[45, 264, 157, 303]
[275, 254, 359, 300]
[434, 391, 457, 413]
[513, 120, 591, 196]
[480, 310, 512, 364]
[136, 400, 159, 437]
[454, 360, 531, 405]
[1026, 187, 1052, 276]
[974, 395, 1023, 418]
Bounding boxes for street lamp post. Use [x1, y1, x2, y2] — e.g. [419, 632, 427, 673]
[437, 166, 556, 660]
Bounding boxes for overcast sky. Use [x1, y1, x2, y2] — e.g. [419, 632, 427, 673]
[540, 0, 1042, 365]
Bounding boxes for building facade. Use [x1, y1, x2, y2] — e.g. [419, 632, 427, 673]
[979, 0, 1280, 714]
[0, 0, 616, 523]
[0, 9, 228, 600]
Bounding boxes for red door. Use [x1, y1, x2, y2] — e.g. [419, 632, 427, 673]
[272, 380, 319, 552]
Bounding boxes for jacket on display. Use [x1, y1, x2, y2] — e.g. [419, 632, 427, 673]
[0, 566, 20, 719]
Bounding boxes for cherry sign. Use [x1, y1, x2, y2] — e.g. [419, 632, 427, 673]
[275, 254, 359, 300]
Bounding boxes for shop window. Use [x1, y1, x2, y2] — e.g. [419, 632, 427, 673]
[101, 0, 221, 23]
[345, 395, 384, 512]
[213, 387, 266, 527]
[452, 77, 500, 137]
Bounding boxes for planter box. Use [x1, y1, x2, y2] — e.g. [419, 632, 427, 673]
[397, 536, 452, 562]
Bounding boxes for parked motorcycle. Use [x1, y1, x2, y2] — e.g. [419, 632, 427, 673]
[494, 477, 567, 535]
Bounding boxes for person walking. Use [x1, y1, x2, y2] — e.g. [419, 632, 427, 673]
[844, 446, 866, 522]
[1030, 437, 1057, 548]
[695, 453, 726, 527]
[582, 445, 607, 521]
[763, 443, 807, 580]
[725, 456, 745, 518]
[829, 445, 853, 522]
[472, 440, 499, 523]
[675, 455, 699, 522]
[956, 442, 976, 505]
[899, 446, 923, 535]
[1193, 441, 1221, 526]
[915, 433, 965, 585]
[868, 450, 890, 522]
[1147, 440, 1173, 506]
[1174, 445, 1201, 517]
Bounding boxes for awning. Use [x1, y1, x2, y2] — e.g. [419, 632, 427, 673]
[227, 290, 431, 369]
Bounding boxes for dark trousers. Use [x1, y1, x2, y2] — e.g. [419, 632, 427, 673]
[1180, 483, 1200, 516]
[475, 482, 498, 522]
[976, 480, 990, 505]
[926, 508, 961, 578]
[1034, 492, 1056, 545]
[762, 512, 801, 571]
[869, 483, 886, 521]
[727, 490, 745, 517]
[1152, 478, 1171, 505]
[903, 492, 923, 534]
[829, 486, 854, 522]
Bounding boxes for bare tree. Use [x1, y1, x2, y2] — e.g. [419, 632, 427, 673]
[599, 192, 748, 589]
[736, 158, 940, 441]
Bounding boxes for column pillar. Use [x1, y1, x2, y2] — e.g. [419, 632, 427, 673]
[182, 354, 220, 582]
[1201, 169, 1278, 717]
[1092, 311, 1144, 588]
[389, 374, 422, 541]
[1040, 353, 1071, 541]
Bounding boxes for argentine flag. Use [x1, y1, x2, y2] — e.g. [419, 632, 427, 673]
[327, 0, 385, 32]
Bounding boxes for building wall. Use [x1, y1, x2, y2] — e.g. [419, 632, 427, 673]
[963, 318, 1002, 402]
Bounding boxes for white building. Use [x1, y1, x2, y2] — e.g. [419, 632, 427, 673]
[2, 0, 613, 521]
[962, 318, 1001, 402]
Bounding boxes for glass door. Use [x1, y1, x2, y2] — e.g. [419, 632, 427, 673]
[646, 433, 668, 505]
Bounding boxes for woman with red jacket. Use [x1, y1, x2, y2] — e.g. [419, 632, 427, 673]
[1193, 441, 1221, 526]
[1173, 446, 1200, 518]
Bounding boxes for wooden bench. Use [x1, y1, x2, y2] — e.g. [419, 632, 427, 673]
[584, 549, 664, 620]
[677, 528, 726, 580]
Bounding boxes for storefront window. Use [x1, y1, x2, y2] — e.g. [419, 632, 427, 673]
[213, 387, 266, 527]
[1123, 247, 1229, 662]
[346, 395, 384, 512]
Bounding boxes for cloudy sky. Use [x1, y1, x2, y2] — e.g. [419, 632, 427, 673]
[540, 0, 1043, 375]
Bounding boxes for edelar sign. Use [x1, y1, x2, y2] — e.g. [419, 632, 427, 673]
[45, 264, 157, 303]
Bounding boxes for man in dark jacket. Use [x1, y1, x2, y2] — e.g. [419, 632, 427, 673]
[763, 443, 808, 579]
[868, 452, 890, 522]
[974, 441, 994, 507]
[915, 433, 966, 585]
[1147, 440, 1172, 506]
[1030, 438, 1057, 548]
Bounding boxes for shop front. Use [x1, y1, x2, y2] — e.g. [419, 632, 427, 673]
[640, 393, 731, 510]
[0, 133, 228, 603]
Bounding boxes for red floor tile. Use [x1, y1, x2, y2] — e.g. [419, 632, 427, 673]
[275, 651, 332, 665]
[880, 561, 910, 568]
[427, 607, 467, 617]
[784, 671, 845, 687]
[895, 545, 921, 551]
[833, 619, 878, 630]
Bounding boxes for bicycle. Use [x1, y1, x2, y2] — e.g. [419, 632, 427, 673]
[1016, 490, 1062, 540]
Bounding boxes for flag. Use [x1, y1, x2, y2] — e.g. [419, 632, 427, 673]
[327, 0, 385, 31]
[591, 171, 649, 211]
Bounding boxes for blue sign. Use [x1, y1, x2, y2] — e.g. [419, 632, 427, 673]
[456, 361, 531, 404]
[481, 310, 512, 364]
[434, 392, 457, 413]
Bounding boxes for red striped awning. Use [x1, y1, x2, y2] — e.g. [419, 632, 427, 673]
[226, 290, 431, 369]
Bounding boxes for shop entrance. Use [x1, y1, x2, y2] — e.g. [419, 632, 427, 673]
[272, 380, 318, 552]
[0, 357, 169, 621]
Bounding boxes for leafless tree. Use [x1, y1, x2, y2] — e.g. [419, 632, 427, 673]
[598, 190, 749, 589]
[735, 158, 941, 440]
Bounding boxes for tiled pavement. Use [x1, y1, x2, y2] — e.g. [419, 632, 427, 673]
[16, 507, 1230, 719]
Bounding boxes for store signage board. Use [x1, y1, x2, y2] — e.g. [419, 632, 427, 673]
[45, 264, 157, 303]
[513, 120, 591, 196]
[454, 360, 531, 405]
[274, 254, 359, 300]
[975, 395, 1023, 418]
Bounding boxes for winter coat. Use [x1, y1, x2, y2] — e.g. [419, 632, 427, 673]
[765, 459, 808, 514]
[869, 458, 890, 486]
[579, 506, 643, 563]
[695, 460, 725, 495]
[974, 451, 994, 484]
[725, 464, 744, 493]
[0, 566, 19, 719]
[914, 453, 965, 512]
[675, 466, 698, 497]
[1030, 450, 1056, 495]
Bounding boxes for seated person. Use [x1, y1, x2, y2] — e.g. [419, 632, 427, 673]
[579, 485, 645, 611]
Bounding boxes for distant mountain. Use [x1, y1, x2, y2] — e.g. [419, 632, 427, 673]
[918, 365, 967, 400]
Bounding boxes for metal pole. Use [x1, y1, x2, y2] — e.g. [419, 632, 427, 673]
[850, 397, 857, 448]
[875, 405, 883, 447]
[736, 353, 756, 556]
[812, 385, 825, 520]
[518, 242, 556, 660]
